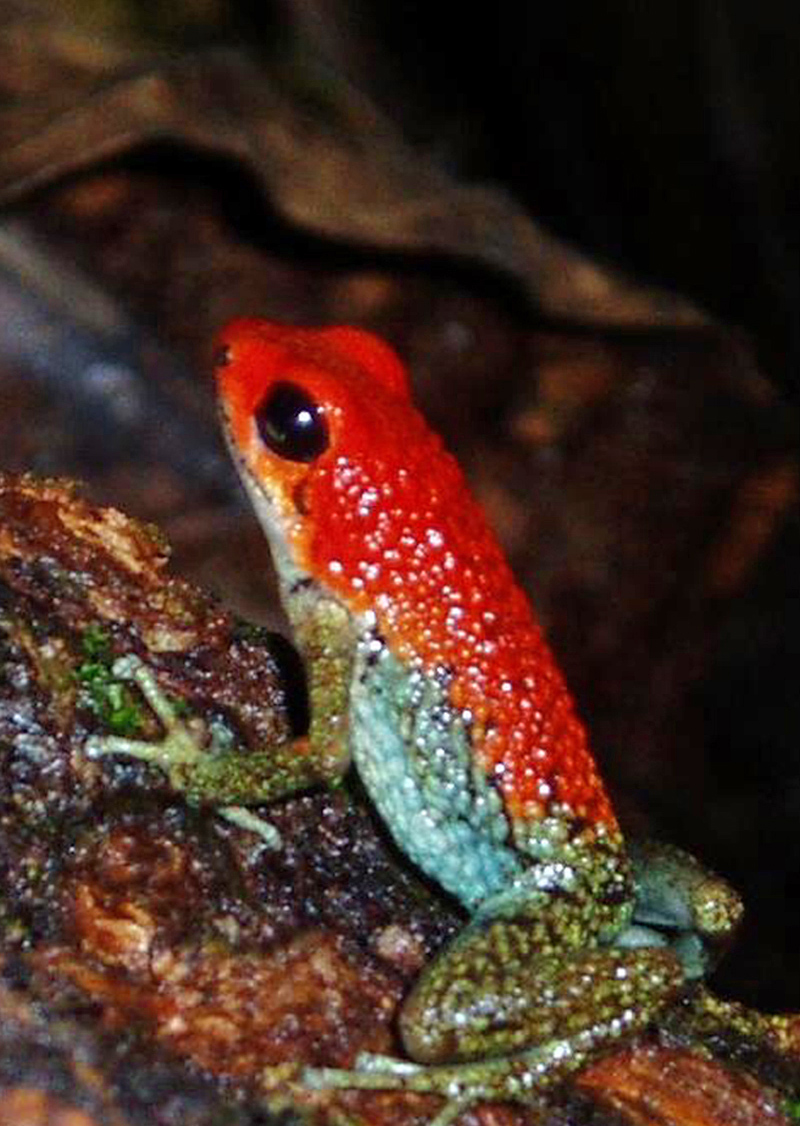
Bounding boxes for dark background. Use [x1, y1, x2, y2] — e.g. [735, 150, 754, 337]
[1, 0, 798, 1018]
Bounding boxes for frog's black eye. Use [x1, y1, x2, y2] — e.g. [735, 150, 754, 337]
[255, 381, 329, 462]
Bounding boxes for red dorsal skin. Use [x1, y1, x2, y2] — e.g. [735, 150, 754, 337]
[215, 318, 616, 829]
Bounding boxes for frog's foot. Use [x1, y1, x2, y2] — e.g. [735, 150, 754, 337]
[216, 804, 281, 848]
[304, 1056, 488, 1126]
[85, 656, 205, 773]
[302, 1037, 597, 1125]
[84, 654, 281, 847]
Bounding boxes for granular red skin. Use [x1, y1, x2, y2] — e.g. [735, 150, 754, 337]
[216, 319, 616, 828]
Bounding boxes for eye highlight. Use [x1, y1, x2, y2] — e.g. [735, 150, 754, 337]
[255, 381, 329, 463]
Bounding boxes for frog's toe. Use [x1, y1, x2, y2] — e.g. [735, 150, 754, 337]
[83, 726, 205, 793]
[301, 1061, 412, 1091]
[85, 732, 185, 768]
[218, 804, 282, 848]
[352, 1052, 422, 1074]
[426, 1094, 477, 1126]
[260, 1060, 306, 1092]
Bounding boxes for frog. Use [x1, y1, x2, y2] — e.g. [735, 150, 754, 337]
[85, 318, 758, 1123]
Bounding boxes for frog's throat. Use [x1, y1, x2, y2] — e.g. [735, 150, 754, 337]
[222, 427, 311, 597]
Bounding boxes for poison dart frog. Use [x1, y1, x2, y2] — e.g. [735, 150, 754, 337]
[87, 319, 758, 1122]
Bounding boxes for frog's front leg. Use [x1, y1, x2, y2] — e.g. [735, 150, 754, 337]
[84, 593, 354, 840]
[304, 873, 685, 1119]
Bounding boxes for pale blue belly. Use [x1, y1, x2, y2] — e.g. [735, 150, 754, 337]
[350, 640, 524, 912]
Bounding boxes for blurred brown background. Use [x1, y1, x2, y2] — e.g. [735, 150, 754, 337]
[0, 0, 798, 1019]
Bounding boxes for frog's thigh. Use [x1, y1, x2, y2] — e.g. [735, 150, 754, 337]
[400, 913, 684, 1065]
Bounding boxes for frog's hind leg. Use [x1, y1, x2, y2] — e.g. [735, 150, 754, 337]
[303, 912, 685, 1118]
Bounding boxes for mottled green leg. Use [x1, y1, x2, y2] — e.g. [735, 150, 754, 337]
[303, 903, 685, 1119]
[679, 985, 800, 1057]
[84, 594, 354, 843]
